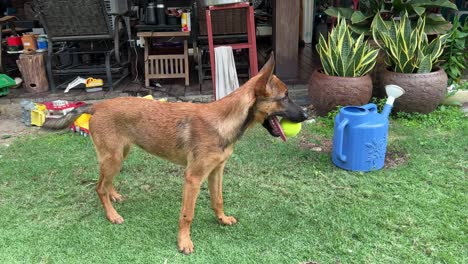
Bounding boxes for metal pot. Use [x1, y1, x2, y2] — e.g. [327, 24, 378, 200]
[145, 2, 157, 24]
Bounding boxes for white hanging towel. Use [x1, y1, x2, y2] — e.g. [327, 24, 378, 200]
[215, 46, 239, 100]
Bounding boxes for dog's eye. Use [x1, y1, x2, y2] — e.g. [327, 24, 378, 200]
[281, 96, 289, 103]
[275, 93, 289, 103]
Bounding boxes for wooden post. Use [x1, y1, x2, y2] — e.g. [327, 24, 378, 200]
[273, 0, 300, 79]
[16, 53, 49, 93]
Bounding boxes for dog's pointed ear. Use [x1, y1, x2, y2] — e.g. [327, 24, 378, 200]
[255, 52, 275, 96]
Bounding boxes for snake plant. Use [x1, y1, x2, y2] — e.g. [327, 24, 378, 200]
[371, 11, 447, 74]
[316, 17, 379, 77]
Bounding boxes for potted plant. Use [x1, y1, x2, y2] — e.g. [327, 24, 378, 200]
[325, 0, 458, 36]
[372, 12, 448, 113]
[308, 17, 379, 116]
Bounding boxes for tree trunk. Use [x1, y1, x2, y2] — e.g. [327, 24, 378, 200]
[16, 53, 49, 93]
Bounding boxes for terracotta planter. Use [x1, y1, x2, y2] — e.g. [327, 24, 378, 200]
[381, 67, 447, 113]
[308, 69, 373, 116]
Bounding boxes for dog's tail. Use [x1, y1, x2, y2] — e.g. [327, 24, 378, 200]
[42, 104, 95, 130]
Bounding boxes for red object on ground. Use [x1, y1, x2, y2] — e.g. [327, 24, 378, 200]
[71, 124, 90, 136]
[42, 101, 85, 110]
[43, 100, 86, 119]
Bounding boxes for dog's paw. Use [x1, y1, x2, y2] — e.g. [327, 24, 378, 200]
[178, 237, 194, 254]
[107, 213, 125, 224]
[218, 215, 237, 225]
[110, 192, 123, 202]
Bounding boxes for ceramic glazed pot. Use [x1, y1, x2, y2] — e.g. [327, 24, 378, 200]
[308, 69, 373, 116]
[381, 67, 447, 113]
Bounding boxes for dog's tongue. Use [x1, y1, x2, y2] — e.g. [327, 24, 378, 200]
[272, 116, 287, 142]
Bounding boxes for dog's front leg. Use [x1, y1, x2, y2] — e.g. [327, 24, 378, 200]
[178, 165, 207, 255]
[208, 161, 237, 225]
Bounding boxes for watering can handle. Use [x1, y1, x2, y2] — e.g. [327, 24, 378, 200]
[362, 103, 378, 112]
[336, 118, 349, 162]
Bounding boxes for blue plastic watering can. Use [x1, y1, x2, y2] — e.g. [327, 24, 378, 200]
[332, 85, 405, 172]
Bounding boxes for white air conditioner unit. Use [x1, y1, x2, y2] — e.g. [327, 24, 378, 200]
[105, 0, 129, 15]
[104, 0, 129, 30]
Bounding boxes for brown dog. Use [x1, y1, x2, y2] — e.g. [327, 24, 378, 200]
[44, 54, 307, 254]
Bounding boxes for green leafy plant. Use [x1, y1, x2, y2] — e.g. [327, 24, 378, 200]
[396, 105, 465, 129]
[326, 0, 458, 35]
[440, 16, 468, 85]
[371, 12, 447, 73]
[325, 0, 384, 35]
[390, 0, 457, 34]
[316, 17, 379, 77]
[370, 96, 387, 112]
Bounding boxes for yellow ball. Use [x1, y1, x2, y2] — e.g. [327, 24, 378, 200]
[280, 118, 302, 137]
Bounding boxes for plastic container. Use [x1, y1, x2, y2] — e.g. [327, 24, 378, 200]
[332, 104, 389, 172]
[43, 100, 85, 118]
[181, 12, 191, 32]
[72, 113, 91, 136]
[31, 103, 47, 126]
[0, 74, 16, 96]
[6, 36, 22, 51]
[0, 86, 9, 96]
[37, 35, 48, 50]
[21, 34, 38, 51]
[21, 100, 36, 126]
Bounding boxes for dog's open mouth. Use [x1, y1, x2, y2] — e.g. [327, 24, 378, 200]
[262, 115, 287, 142]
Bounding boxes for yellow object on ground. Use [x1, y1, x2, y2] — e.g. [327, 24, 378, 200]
[35, 103, 46, 111]
[74, 113, 91, 131]
[141, 95, 168, 102]
[31, 103, 47, 126]
[280, 118, 302, 137]
[85, 78, 103, 88]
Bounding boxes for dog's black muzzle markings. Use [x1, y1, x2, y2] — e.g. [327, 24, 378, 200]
[262, 96, 308, 138]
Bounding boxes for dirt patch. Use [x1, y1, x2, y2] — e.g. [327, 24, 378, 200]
[299, 135, 332, 153]
[0, 118, 44, 147]
[298, 134, 409, 168]
[384, 149, 409, 168]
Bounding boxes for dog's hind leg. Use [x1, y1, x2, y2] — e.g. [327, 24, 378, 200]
[109, 144, 131, 203]
[208, 161, 237, 225]
[95, 147, 125, 224]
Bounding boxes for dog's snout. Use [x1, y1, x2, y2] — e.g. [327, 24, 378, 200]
[284, 99, 308, 122]
[286, 109, 308, 123]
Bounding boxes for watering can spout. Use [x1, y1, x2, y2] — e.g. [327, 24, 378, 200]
[382, 85, 405, 118]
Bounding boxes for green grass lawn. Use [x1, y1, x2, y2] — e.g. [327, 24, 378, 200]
[0, 106, 467, 263]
